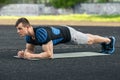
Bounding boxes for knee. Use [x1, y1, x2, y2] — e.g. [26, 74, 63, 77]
[47, 51, 53, 59]
[87, 38, 94, 44]
[86, 34, 95, 44]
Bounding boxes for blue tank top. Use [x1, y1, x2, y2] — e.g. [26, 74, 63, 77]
[25, 26, 71, 45]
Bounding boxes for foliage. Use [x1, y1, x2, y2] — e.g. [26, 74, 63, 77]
[97, 0, 109, 3]
[0, 0, 12, 4]
[49, 0, 87, 8]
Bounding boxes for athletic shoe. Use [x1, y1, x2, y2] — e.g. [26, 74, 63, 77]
[100, 36, 116, 54]
[106, 36, 116, 54]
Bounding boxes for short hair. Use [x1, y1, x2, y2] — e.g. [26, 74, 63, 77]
[15, 17, 30, 27]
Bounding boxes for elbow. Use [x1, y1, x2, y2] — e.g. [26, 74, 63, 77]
[47, 51, 53, 59]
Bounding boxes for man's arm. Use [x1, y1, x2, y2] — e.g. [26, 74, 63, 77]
[17, 43, 35, 58]
[23, 40, 54, 59]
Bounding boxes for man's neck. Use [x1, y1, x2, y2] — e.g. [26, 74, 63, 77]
[28, 27, 35, 39]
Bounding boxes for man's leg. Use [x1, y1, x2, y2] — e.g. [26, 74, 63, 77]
[67, 26, 116, 54]
[86, 34, 110, 44]
[87, 34, 116, 54]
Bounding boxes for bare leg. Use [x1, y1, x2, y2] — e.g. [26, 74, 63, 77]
[86, 34, 111, 44]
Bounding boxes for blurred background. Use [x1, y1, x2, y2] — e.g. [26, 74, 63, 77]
[0, 0, 120, 16]
[0, 0, 120, 26]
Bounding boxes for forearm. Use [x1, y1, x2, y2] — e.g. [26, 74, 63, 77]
[23, 41, 54, 59]
[30, 51, 53, 59]
[24, 50, 53, 59]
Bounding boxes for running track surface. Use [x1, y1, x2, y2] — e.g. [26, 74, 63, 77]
[0, 25, 120, 80]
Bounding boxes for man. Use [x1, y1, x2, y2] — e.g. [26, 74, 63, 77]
[15, 17, 116, 60]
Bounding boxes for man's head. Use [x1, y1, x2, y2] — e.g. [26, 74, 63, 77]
[15, 17, 30, 27]
[15, 17, 31, 37]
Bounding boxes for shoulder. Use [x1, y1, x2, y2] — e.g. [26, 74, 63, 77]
[36, 28, 47, 33]
[35, 28, 48, 43]
[35, 28, 48, 37]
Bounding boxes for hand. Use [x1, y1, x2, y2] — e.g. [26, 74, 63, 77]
[24, 51, 33, 59]
[17, 50, 24, 58]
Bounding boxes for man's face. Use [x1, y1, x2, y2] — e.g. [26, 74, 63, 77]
[16, 23, 28, 37]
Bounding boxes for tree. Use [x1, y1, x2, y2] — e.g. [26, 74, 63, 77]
[50, 0, 87, 9]
[97, 0, 110, 3]
[0, 0, 13, 4]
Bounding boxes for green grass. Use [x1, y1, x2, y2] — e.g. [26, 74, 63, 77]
[0, 14, 120, 22]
